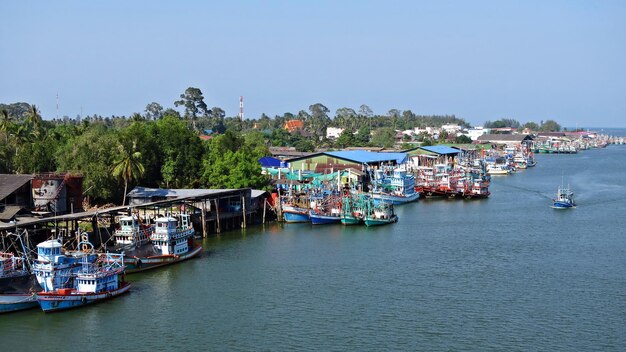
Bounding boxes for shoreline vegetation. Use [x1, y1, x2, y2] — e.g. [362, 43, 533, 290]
[0, 87, 604, 206]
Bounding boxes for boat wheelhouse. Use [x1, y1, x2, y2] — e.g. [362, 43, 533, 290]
[32, 240, 98, 292]
[370, 168, 420, 204]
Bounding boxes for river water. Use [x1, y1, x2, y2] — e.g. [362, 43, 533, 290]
[2, 146, 626, 351]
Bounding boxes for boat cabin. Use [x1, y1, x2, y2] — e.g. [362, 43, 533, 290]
[37, 240, 64, 263]
[151, 214, 194, 256]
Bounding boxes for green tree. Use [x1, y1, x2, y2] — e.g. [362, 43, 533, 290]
[174, 87, 209, 130]
[111, 143, 145, 206]
[0, 109, 13, 143]
[539, 119, 561, 132]
[155, 116, 204, 187]
[335, 129, 355, 148]
[145, 102, 164, 120]
[454, 135, 472, 144]
[371, 127, 395, 148]
[522, 121, 539, 132]
[55, 125, 119, 203]
[307, 103, 330, 140]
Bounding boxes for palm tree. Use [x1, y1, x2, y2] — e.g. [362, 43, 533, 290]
[27, 104, 41, 126]
[112, 142, 145, 205]
[0, 109, 12, 143]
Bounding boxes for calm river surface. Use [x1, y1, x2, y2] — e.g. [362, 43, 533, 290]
[2, 145, 626, 351]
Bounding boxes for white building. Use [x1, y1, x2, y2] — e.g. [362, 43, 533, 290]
[441, 124, 462, 133]
[467, 127, 490, 141]
[326, 127, 345, 139]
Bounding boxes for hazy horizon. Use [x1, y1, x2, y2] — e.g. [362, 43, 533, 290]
[2, 1, 625, 128]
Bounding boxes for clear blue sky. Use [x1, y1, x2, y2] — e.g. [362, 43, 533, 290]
[1, 0, 625, 127]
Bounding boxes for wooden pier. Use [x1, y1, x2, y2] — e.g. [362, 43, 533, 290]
[0, 188, 275, 251]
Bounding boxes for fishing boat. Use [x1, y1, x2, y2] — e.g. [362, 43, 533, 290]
[0, 252, 40, 313]
[281, 194, 311, 223]
[552, 184, 576, 209]
[282, 205, 311, 223]
[364, 202, 398, 227]
[36, 253, 130, 312]
[463, 179, 491, 199]
[32, 239, 98, 292]
[309, 196, 342, 225]
[122, 213, 201, 273]
[340, 195, 367, 225]
[370, 169, 420, 205]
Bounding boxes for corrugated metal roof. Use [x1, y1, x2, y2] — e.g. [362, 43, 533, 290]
[0, 174, 33, 201]
[477, 134, 532, 141]
[258, 156, 283, 168]
[127, 187, 241, 199]
[324, 150, 408, 164]
[418, 146, 461, 155]
[0, 205, 26, 221]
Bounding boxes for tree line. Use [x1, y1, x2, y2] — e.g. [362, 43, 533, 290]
[483, 118, 562, 132]
[1, 86, 475, 204]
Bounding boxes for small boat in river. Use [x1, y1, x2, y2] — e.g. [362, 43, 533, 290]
[552, 183, 576, 209]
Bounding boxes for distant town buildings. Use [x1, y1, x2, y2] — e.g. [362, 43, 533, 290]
[326, 127, 345, 140]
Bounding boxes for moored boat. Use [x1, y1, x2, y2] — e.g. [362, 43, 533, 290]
[370, 169, 420, 205]
[0, 252, 40, 313]
[122, 213, 201, 273]
[282, 205, 311, 223]
[32, 239, 98, 292]
[364, 202, 398, 227]
[36, 253, 130, 312]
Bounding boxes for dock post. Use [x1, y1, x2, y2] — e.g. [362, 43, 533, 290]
[242, 195, 246, 228]
[201, 200, 207, 238]
[263, 198, 267, 224]
[215, 199, 221, 233]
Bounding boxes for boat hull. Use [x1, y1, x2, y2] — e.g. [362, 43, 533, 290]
[124, 245, 203, 274]
[310, 214, 342, 225]
[371, 192, 419, 205]
[552, 202, 575, 209]
[364, 215, 398, 227]
[282, 208, 310, 223]
[0, 294, 38, 313]
[341, 216, 362, 225]
[37, 282, 131, 313]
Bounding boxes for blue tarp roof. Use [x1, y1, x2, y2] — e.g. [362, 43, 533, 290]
[258, 156, 283, 168]
[324, 150, 408, 164]
[419, 146, 460, 155]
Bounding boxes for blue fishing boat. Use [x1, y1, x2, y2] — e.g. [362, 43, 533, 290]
[32, 239, 98, 292]
[552, 184, 576, 209]
[36, 253, 130, 312]
[370, 169, 420, 205]
[282, 205, 311, 223]
[0, 252, 40, 313]
[309, 195, 342, 225]
[281, 194, 312, 223]
[309, 211, 342, 225]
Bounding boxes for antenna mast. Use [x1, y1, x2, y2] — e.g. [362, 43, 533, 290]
[239, 96, 244, 122]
